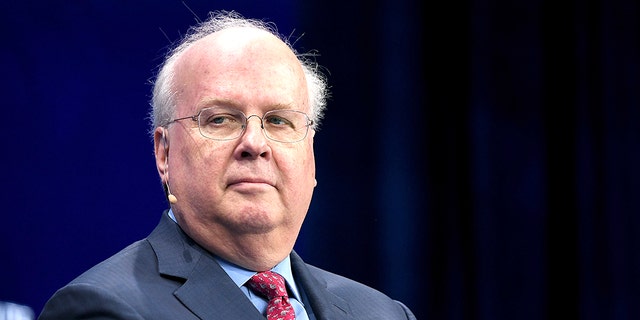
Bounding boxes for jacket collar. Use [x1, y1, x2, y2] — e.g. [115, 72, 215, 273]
[148, 211, 355, 320]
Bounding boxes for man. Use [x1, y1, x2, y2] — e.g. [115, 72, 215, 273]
[39, 11, 416, 319]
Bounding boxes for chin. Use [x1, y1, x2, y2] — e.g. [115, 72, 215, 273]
[230, 208, 283, 234]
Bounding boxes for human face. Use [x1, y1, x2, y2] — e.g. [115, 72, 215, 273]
[155, 28, 316, 251]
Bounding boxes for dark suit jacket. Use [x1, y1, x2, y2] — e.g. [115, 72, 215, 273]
[39, 212, 416, 319]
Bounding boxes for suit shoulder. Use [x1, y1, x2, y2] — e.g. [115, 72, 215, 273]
[303, 263, 416, 319]
[67, 239, 156, 289]
[305, 263, 385, 295]
[41, 236, 194, 319]
[39, 281, 144, 320]
[40, 239, 159, 319]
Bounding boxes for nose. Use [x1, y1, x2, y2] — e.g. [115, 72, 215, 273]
[235, 115, 270, 159]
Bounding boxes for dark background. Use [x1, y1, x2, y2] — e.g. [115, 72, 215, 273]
[2, 1, 639, 319]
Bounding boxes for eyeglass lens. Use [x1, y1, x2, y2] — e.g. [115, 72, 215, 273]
[197, 107, 310, 142]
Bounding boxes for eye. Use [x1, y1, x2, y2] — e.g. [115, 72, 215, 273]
[209, 115, 227, 124]
[265, 114, 294, 128]
[202, 113, 239, 126]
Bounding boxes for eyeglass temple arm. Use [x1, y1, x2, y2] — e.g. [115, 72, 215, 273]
[164, 114, 199, 127]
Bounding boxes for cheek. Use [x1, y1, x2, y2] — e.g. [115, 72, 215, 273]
[280, 144, 316, 191]
[174, 139, 229, 189]
[197, 146, 232, 181]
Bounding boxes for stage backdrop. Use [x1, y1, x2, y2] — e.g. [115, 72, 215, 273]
[2, 1, 639, 320]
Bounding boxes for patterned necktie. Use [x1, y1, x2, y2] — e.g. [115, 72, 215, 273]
[247, 271, 295, 320]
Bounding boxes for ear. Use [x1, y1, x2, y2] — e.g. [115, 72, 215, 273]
[154, 127, 169, 183]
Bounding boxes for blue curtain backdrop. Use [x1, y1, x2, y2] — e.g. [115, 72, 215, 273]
[2, 1, 639, 319]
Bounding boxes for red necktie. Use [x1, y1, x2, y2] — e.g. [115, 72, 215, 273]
[247, 271, 295, 320]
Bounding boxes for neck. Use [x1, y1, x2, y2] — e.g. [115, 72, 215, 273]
[176, 214, 300, 271]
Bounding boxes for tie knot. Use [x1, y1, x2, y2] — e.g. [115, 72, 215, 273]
[247, 271, 288, 301]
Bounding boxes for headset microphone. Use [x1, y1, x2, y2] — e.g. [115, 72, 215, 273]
[167, 185, 178, 204]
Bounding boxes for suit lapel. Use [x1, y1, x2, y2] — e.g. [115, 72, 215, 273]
[148, 212, 262, 320]
[173, 254, 261, 319]
[291, 252, 356, 320]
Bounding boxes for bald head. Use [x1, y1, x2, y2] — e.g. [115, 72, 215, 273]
[150, 11, 328, 134]
[172, 27, 308, 114]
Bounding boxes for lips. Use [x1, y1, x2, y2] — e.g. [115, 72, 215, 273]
[227, 177, 275, 188]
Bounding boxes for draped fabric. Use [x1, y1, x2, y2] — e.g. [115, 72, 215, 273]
[300, 1, 639, 319]
[1, 1, 638, 320]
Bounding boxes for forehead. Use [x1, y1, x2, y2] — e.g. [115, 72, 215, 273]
[172, 27, 308, 113]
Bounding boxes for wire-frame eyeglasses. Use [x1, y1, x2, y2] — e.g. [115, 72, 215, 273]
[164, 106, 314, 143]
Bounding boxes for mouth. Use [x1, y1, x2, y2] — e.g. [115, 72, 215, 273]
[227, 177, 276, 191]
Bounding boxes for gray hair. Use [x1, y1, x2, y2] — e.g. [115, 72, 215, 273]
[149, 11, 328, 136]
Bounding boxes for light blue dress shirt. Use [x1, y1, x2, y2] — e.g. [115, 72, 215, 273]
[168, 209, 311, 319]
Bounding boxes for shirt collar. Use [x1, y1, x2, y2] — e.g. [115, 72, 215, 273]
[216, 255, 302, 301]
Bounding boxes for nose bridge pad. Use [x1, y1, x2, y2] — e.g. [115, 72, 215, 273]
[245, 114, 264, 129]
[241, 115, 267, 142]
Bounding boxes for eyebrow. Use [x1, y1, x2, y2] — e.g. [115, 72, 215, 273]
[197, 98, 240, 109]
[197, 98, 297, 112]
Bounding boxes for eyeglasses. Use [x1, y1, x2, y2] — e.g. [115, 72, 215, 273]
[164, 107, 314, 143]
